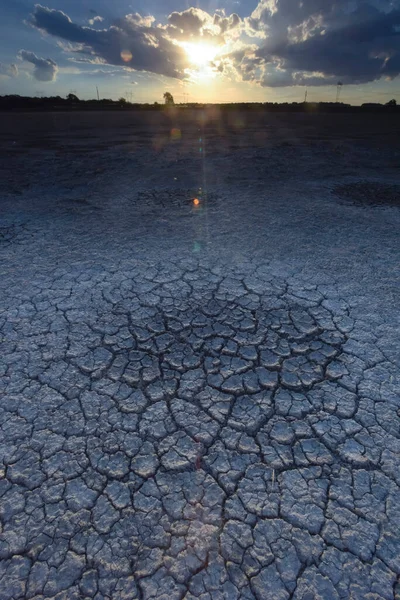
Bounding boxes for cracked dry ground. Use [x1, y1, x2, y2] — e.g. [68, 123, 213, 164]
[0, 111, 400, 600]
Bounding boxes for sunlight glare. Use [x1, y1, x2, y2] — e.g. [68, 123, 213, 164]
[184, 43, 218, 67]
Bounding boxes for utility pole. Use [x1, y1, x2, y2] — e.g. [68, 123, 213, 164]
[96, 86, 100, 101]
[304, 88, 308, 103]
[336, 81, 343, 103]
[182, 80, 189, 105]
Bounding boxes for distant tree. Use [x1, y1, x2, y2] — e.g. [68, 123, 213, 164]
[163, 92, 174, 106]
[119, 97, 127, 104]
[386, 99, 397, 106]
[67, 93, 79, 102]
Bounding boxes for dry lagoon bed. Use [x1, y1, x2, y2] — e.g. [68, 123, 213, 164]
[0, 110, 400, 599]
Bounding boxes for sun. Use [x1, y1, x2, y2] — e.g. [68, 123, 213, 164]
[184, 42, 218, 67]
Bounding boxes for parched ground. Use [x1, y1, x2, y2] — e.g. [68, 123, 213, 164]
[0, 110, 399, 600]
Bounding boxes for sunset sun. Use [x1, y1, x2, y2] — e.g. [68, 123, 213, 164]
[184, 42, 218, 67]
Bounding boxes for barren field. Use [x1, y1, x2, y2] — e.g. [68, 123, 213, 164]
[0, 110, 400, 600]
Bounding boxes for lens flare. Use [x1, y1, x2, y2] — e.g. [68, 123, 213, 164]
[121, 50, 132, 62]
[171, 128, 181, 140]
[193, 198, 200, 206]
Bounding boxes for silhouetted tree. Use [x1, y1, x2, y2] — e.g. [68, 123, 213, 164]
[119, 97, 127, 104]
[163, 92, 174, 106]
[386, 99, 397, 106]
[67, 93, 79, 102]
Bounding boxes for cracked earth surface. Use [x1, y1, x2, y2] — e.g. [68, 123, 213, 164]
[0, 111, 399, 599]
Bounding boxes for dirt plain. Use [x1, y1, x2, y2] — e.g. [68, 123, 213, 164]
[0, 110, 400, 599]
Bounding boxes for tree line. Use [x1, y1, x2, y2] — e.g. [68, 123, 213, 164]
[0, 93, 398, 113]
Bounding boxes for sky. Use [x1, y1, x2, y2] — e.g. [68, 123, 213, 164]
[1, 0, 400, 104]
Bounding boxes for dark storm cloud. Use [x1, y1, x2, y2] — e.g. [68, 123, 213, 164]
[18, 49, 58, 81]
[236, 0, 400, 86]
[29, 4, 188, 79]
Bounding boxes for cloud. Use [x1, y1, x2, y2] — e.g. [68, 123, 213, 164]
[233, 0, 400, 86]
[168, 8, 209, 35]
[18, 49, 58, 81]
[81, 68, 127, 78]
[88, 15, 104, 26]
[29, 4, 188, 79]
[165, 7, 241, 43]
[26, 2, 400, 87]
[214, 13, 241, 34]
[0, 63, 18, 78]
[29, 5, 242, 79]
